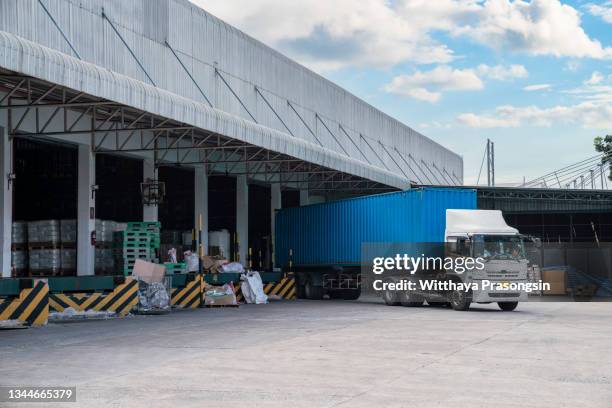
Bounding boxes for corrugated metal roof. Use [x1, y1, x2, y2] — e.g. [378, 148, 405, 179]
[0, 30, 413, 189]
[0, 0, 464, 187]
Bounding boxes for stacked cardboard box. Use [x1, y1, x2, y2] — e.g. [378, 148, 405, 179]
[542, 268, 567, 295]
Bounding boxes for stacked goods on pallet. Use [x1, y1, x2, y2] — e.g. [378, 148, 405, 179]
[60, 219, 77, 243]
[95, 219, 116, 243]
[60, 219, 77, 273]
[60, 249, 77, 272]
[28, 220, 61, 276]
[29, 249, 62, 274]
[12, 221, 27, 244]
[121, 222, 161, 276]
[95, 220, 117, 274]
[11, 221, 28, 275]
[28, 220, 60, 245]
[11, 249, 28, 275]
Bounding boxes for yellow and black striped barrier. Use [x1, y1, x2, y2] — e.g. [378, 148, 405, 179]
[171, 274, 203, 309]
[263, 275, 297, 300]
[49, 278, 138, 316]
[0, 280, 49, 326]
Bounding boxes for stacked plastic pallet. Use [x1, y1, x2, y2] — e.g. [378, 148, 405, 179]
[121, 222, 161, 276]
[164, 263, 187, 274]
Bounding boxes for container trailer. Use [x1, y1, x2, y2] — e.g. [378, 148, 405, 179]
[275, 187, 530, 311]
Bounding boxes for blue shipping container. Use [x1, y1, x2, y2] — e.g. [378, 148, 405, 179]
[275, 187, 477, 267]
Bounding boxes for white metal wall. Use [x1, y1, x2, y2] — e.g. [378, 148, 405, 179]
[0, 0, 463, 184]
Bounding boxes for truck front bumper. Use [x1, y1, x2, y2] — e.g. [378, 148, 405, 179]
[471, 280, 528, 303]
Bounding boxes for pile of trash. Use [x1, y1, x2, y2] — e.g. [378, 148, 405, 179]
[49, 307, 116, 321]
[137, 280, 171, 312]
[131, 259, 171, 313]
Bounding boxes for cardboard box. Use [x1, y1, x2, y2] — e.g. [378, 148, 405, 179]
[132, 259, 166, 284]
[542, 269, 566, 295]
[204, 293, 236, 306]
[200, 256, 229, 273]
[201, 256, 216, 270]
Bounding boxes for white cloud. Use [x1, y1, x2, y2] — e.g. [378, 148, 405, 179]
[191, 0, 612, 72]
[476, 64, 528, 80]
[457, 102, 612, 129]
[384, 64, 526, 102]
[454, 0, 612, 59]
[564, 72, 612, 103]
[384, 66, 483, 102]
[585, 71, 604, 85]
[586, 2, 612, 24]
[564, 61, 581, 72]
[523, 84, 552, 91]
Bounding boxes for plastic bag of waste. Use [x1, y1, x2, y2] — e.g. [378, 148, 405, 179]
[183, 251, 199, 272]
[220, 262, 244, 273]
[240, 271, 268, 304]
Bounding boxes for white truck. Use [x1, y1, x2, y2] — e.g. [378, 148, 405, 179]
[382, 209, 530, 311]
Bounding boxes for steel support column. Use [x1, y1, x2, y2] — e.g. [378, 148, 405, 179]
[194, 167, 209, 256]
[77, 144, 95, 276]
[0, 126, 12, 277]
[236, 175, 248, 266]
[271, 183, 281, 269]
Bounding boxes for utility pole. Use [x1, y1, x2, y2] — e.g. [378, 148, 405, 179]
[600, 164, 605, 189]
[590, 169, 594, 189]
[580, 175, 584, 189]
[491, 140, 495, 186]
[486, 139, 490, 187]
[486, 139, 495, 187]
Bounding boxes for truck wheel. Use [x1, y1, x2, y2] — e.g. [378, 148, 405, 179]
[498, 302, 518, 311]
[305, 283, 324, 300]
[399, 291, 424, 307]
[382, 288, 400, 306]
[449, 289, 472, 311]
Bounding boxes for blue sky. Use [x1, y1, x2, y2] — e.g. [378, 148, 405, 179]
[193, 0, 612, 185]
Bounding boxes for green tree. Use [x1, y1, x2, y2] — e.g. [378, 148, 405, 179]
[594, 135, 612, 180]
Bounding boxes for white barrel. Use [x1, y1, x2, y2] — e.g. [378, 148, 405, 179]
[208, 229, 230, 258]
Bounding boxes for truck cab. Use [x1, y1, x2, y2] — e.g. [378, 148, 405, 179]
[444, 209, 529, 311]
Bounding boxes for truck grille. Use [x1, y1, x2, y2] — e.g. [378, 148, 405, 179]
[489, 293, 520, 298]
[487, 273, 519, 279]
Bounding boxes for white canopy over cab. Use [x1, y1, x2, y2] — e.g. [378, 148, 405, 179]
[445, 209, 518, 239]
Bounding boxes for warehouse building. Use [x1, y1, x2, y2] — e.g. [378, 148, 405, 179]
[476, 186, 612, 243]
[0, 0, 463, 277]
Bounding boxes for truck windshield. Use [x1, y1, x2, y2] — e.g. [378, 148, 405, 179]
[472, 235, 526, 261]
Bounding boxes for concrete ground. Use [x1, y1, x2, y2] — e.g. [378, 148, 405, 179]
[1, 299, 611, 408]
